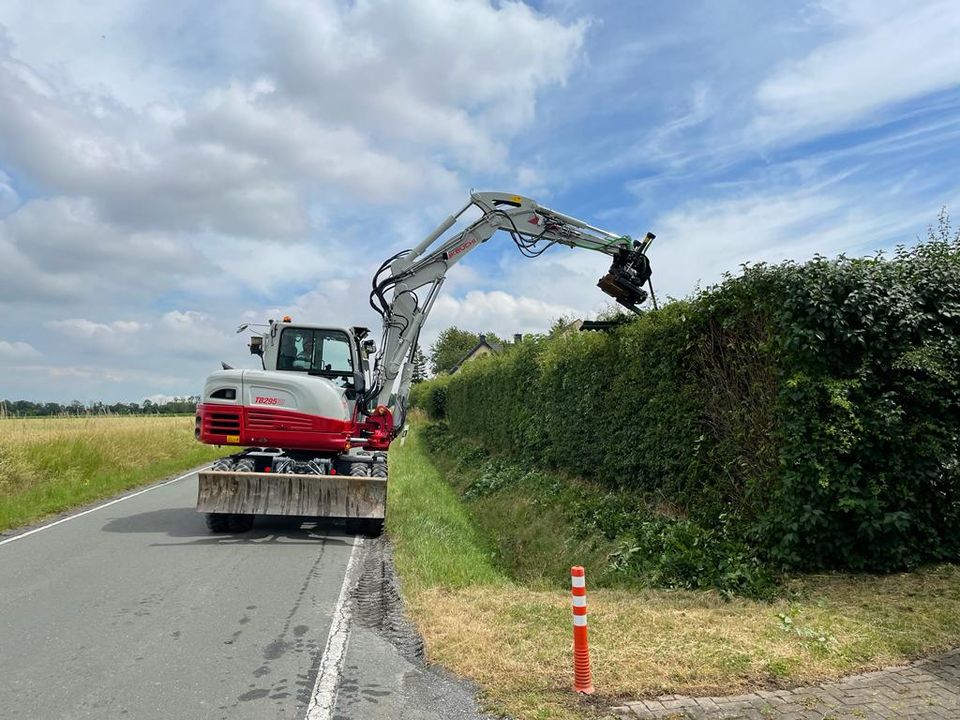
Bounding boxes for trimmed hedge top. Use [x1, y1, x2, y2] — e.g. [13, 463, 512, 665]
[415, 234, 960, 576]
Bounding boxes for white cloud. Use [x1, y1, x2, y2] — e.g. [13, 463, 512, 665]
[45, 319, 145, 356]
[427, 289, 579, 344]
[0, 0, 585, 248]
[262, 0, 586, 170]
[0, 0, 589, 401]
[0, 2, 200, 109]
[474, 243, 621, 322]
[47, 318, 144, 338]
[178, 79, 460, 208]
[42, 311, 234, 369]
[0, 197, 205, 304]
[650, 184, 936, 298]
[7, 364, 187, 387]
[0, 169, 17, 214]
[247, 273, 578, 355]
[753, 0, 960, 142]
[0, 56, 312, 240]
[0, 339, 40, 361]
[157, 310, 234, 359]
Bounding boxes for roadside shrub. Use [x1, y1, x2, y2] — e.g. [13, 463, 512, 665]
[408, 380, 430, 411]
[410, 374, 453, 420]
[429, 228, 960, 577]
[422, 422, 776, 597]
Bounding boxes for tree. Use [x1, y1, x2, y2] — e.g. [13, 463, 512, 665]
[928, 206, 960, 243]
[429, 327, 504, 374]
[549, 315, 576, 336]
[429, 327, 479, 374]
[411, 345, 428, 384]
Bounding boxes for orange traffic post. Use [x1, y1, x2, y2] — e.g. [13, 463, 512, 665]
[571, 566, 595, 694]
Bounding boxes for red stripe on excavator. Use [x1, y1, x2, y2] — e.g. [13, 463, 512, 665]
[196, 403, 355, 452]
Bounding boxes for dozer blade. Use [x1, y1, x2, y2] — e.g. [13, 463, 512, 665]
[196, 471, 386, 519]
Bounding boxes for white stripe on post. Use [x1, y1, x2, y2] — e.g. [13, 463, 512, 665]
[570, 565, 594, 694]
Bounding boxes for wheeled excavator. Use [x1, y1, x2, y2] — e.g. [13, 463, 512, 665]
[194, 192, 654, 534]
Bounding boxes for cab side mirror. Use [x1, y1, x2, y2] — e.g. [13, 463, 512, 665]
[352, 370, 366, 395]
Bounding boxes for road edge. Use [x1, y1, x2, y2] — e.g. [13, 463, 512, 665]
[306, 535, 365, 720]
[0, 464, 210, 546]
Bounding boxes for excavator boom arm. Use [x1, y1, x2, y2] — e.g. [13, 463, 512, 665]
[366, 192, 654, 429]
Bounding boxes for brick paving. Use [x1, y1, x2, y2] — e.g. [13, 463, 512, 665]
[611, 649, 960, 719]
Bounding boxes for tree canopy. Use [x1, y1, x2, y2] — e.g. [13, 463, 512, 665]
[429, 327, 503, 375]
[0, 397, 201, 417]
[411, 345, 428, 384]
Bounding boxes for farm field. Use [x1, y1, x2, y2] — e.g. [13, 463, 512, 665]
[388, 422, 960, 720]
[0, 415, 227, 531]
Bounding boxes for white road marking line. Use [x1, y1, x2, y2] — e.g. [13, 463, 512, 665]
[0, 465, 209, 547]
[306, 536, 364, 720]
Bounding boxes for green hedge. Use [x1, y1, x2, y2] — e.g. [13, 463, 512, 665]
[418, 236, 960, 574]
[410, 374, 452, 419]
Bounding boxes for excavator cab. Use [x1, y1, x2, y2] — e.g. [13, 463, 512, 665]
[250, 321, 367, 396]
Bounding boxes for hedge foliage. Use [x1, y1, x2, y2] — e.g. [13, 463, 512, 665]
[409, 374, 452, 420]
[414, 229, 960, 575]
[420, 422, 777, 597]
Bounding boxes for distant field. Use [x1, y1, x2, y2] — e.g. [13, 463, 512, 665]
[0, 416, 227, 531]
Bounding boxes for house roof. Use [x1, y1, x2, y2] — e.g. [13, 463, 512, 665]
[449, 334, 502, 374]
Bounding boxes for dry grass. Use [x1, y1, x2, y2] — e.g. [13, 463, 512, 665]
[410, 567, 960, 718]
[0, 415, 226, 530]
[389, 423, 960, 720]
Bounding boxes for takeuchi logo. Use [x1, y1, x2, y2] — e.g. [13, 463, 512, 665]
[254, 396, 282, 405]
[444, 235, 480, 260]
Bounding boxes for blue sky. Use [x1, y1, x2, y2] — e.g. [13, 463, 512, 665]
[0, 0, 958, 403]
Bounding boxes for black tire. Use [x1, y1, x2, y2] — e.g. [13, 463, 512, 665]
[344, 518, 383, 537]
[348, 462, 369, 477]
[205, 513, 231, 533]
[228, 514, 255, 532]
[344, 518, 365, 535]
[371, 462, 387, 478]
[364, 519, 384, 537]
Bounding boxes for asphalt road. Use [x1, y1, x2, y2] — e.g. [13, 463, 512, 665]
[0, 469, 487, 720]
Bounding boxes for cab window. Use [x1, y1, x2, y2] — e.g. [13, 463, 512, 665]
[277, 328, 353, 374]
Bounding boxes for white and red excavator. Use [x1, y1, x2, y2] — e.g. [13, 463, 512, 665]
[194, 191, 655, 534]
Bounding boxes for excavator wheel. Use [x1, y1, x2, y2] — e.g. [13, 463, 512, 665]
[348, 462, 370, 477]
[364, 519, 384, 538]
[344, 518, 361, 535]
[205, 513, 231, 533]
[228, 514, 255, 532]
[205, 512, 254, 533]
[366, 462, 387, 535]
[345, 518, 383, 537]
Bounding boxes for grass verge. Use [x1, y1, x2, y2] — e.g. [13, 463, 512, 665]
[0, 416, 227, 531]
[388, 420, 960, 720]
